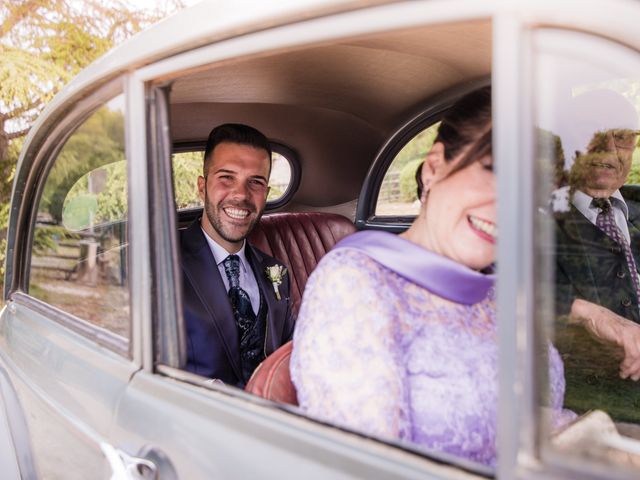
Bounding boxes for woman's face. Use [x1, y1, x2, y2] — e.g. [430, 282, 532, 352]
[420, 143, 496, 270]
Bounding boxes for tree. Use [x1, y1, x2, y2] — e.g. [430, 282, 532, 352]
[0, 0, 182, 277]
[0, 0, 180, 187]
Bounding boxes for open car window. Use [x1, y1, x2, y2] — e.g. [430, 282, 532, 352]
[375, 123, 440, 217]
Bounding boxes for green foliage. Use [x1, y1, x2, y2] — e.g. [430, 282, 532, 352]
[33, 225, 78, 254]
[625, 147, 640, 185]
[0, 1, 179, 290]
[398, 158, 423, 202]
[377, 124, 438, 206]
[172, 152, 203, 209]
[40, 106, 125, 222]
[267, 185, 284, 202]
[387, 123, 439, 174]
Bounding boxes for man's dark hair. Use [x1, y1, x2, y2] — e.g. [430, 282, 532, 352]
[203, 123, 272, 175]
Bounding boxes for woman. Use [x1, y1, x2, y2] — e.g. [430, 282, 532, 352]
[290, 87, 572, 467]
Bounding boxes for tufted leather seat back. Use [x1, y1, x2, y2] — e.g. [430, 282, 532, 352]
[248, 212, 356, 317]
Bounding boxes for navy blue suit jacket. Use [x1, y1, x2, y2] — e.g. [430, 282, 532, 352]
[180, 220, 294, 386]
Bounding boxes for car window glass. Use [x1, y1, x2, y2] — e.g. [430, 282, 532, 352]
[533, 29, 640, 469]
[172, 150, 293, 210]
[28, 95, 130, 339]
[375, 123, 439, 216]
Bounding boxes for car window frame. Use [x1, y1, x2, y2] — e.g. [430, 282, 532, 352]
[5, 76, 131, 357]
[139, 24, 502, 479]
[355, 78, 491, 232]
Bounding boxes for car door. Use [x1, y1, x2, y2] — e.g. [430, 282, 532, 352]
[1, 79, 140, 479]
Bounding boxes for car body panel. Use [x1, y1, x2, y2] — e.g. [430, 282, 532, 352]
[0, 296, 138, 478]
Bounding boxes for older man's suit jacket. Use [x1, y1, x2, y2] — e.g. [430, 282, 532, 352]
[180, 220, 294, 386]
[554, 186, 640, 421]
[554, 187, 640, 323]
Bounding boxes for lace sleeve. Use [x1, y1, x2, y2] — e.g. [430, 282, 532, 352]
[291, 249, 410, 441]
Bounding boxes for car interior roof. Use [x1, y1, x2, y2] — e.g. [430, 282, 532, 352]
[168, 19, 491, 209]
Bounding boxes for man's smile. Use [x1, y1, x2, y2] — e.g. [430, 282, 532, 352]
[223, 206, 251, 220]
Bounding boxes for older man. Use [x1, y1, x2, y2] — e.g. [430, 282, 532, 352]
[552, 90, 640, 420]
[180, 123, 294, 387]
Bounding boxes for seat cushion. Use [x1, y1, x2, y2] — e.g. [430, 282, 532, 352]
[248, 212, 356, 316]
[245, 341, 297, 405]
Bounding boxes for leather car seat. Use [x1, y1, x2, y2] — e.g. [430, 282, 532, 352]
[248, 212, 356, 317]
[245, 341, 296, 404]
[246, 212, 356, 404]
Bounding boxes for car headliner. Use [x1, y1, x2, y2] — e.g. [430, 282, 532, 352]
[168, 20, 491, 207]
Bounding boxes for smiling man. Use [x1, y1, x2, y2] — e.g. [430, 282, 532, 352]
[180, 124, 294, 387]
[554, 91, 640, 325]
[553, 90, 640, 423]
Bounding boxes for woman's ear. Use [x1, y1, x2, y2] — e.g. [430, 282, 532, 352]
[421, 141, 446, 194]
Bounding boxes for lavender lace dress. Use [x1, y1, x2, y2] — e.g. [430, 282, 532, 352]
[290, 231, 573, 468]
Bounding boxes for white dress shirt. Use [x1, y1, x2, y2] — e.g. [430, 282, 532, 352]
[572, 189, 631, 244]
[201, 228, 260, 314]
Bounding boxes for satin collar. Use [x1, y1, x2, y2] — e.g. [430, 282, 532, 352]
[334, 230, 495, 305]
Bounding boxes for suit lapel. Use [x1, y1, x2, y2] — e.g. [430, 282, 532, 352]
[559, 206, 618, 251]
[181, 222, 242, 380]
[246, 245, 287, 355]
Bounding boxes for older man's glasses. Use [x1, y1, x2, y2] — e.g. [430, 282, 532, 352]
[611, 129, 640, 149]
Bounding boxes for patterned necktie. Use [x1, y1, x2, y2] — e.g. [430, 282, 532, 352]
[592, 197, 640, 301]
[223, 254, 264, 384]
[222, 254, 256, 331]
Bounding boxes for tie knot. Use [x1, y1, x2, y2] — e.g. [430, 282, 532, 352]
[592, 197, 612, 213]
[223, 254, 240, 287]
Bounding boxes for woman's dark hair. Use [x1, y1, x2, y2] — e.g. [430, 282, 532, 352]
[203, 123, 272, 175]
[415, 86, 492, 198]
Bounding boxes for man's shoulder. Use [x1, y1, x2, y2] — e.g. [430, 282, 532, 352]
[179, 220, 207, 256]
[621, 185, 640, 206]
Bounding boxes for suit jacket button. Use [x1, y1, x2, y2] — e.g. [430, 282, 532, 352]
[617, 270, 627, 278]
[622, 298, 632, 307]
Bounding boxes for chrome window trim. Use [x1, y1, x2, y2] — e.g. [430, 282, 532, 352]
[126, 73, 153, 370]
[494, 12, 536, 477]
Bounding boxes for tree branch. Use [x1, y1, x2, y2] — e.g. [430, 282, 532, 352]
[7, 128, 30, 140]
[5, 99, 44, 120]
[0, 1, 48, 40]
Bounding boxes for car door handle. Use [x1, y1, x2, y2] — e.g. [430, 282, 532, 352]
[101, 442, 158, 480]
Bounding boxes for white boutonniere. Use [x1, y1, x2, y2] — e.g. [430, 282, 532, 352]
[265, 264, 287, 301]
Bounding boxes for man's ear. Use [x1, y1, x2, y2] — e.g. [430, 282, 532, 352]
[421, 141, 446, 189]
[197, 175, 206, 202]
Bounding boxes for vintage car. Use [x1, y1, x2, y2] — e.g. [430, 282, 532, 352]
[2, 0, 640, 478]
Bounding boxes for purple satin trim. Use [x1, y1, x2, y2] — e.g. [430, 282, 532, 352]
[334, 230, 495, 305]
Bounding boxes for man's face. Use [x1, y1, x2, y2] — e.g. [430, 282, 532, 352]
[198, 142, 270, 252]
[571, 129, 638, 197]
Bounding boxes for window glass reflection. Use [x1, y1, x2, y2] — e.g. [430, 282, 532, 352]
[534, 28, 640, 466]
[29, 96, 130, 338]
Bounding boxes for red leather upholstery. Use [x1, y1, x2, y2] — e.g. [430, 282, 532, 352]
[248, 212, 356, 317]
[245, 341, 297, 404]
